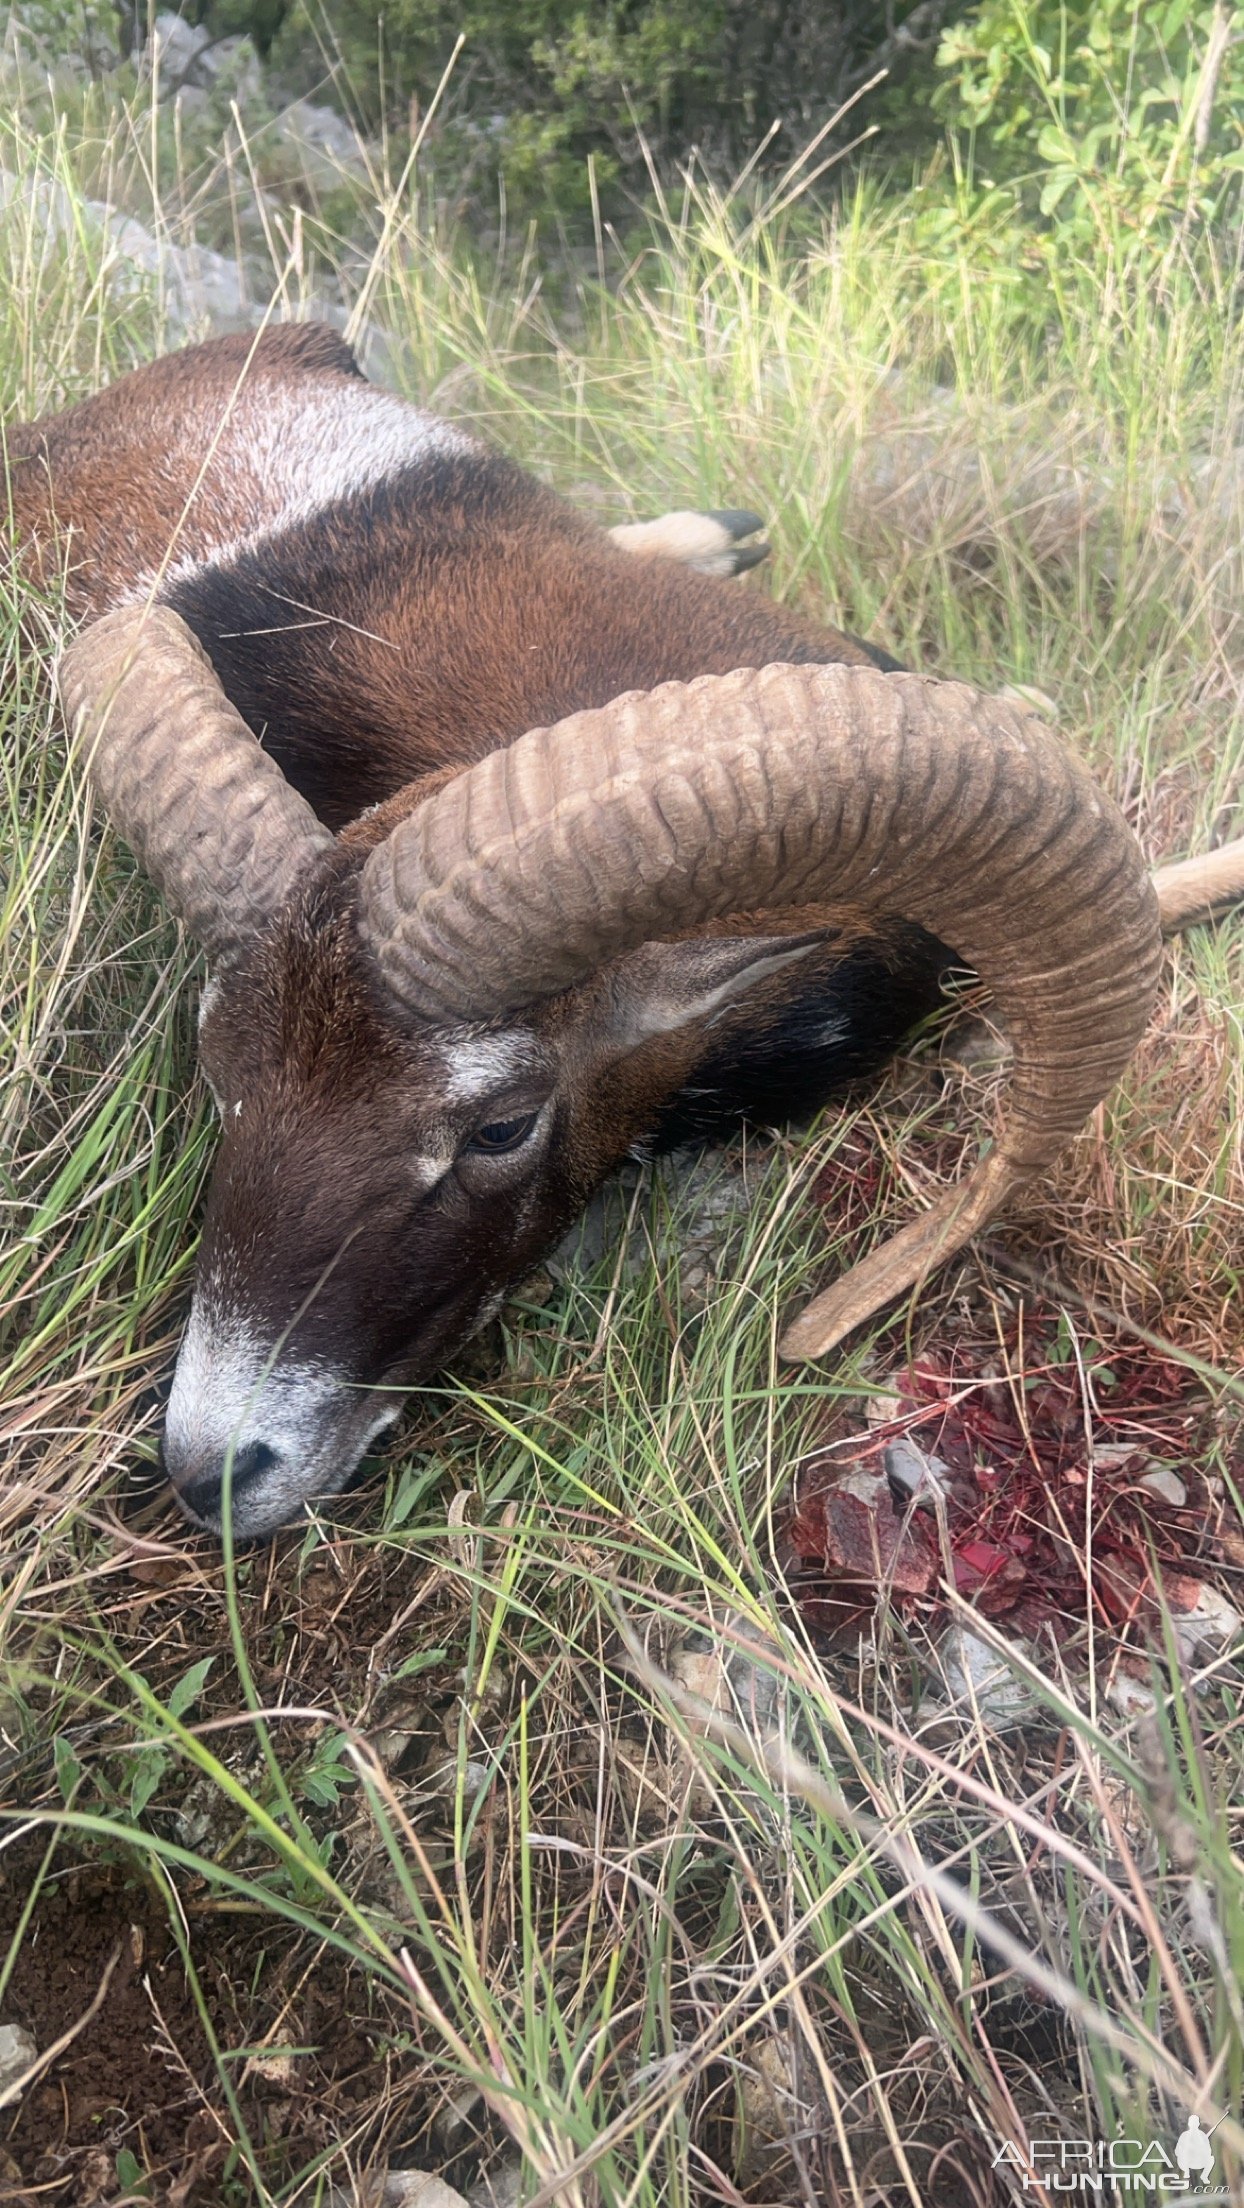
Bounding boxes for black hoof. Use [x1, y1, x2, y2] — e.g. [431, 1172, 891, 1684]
[705, 507, 766, 543]
[728, 541, 770, 574]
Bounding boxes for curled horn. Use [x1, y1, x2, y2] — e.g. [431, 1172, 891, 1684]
[359, 663, 1162, 1357]
[58, 605, 332, 964]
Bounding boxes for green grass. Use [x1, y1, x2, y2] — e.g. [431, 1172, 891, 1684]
[2, 64, 1244, 2208]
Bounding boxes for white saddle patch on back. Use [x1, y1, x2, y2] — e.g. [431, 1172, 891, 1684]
[126, 377, 479, 601]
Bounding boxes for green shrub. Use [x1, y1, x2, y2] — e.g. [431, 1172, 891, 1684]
[935, 1, 1243, 237]
[259, 0, 942, 222]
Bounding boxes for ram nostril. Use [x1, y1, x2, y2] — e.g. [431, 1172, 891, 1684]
[226, 1440, 280, 1494]
[174, 1440, 280, 1526]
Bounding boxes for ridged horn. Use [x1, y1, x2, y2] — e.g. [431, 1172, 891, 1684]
[58, 605, 332, 964]
[359, 663, 1162, 1356]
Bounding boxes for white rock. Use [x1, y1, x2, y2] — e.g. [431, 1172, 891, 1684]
[468, 2166, 525, 2208]
[662, 1614, 788, 1816]
[0, 166, 252, 341]
[198, 32, 263, 103]
[282, 97, 372, 175]
[736, 2032, 810, 2188]
[550, 1151, 755, 1297]
[144, 12, 212, 91]
[1138, 1466, 1187, 1509]
[0, 2022, 38, 2097]
[381, 2182, 468, 2208]
[864, 1386, 904, 1429]
[0, 166, 76, 231]
[830, 1464, 894, 1513]
[1107, 1674, 1157, 1719]
[139, 16, 264, 104]
[549, 1168, 638, 1277]
[671, 1616, 784, 1740]
[940, 1015, 1011, 1071]
[241, 2043, 300, 2088]
[939, 1626, 1039, 1728]
[95, 206, 249, 336]
[1173, 1584, 1241, 1665]
[883, 1434, 952, 1506]
[434, 2083, 483, 2151]
[169, 82, 211, 120]
[326, 2173, 470, 2208]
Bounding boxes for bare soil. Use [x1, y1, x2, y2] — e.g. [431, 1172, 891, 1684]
[5, 1285, 1234, 2203]
[0, 1836, 403, 2202]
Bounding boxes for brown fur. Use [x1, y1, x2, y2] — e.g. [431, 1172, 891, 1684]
[10, 325, 882, 825]
[10, 326, 948, 1533]
[195, 849, 933, 1371]
[7, 326, 366, 607]
[161, 443, 886, 827]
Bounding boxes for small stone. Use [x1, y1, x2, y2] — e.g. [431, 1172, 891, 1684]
[326, 2173, 470, 2208]
[810, 1469, 937, 1594]
[736, 2033, 808, 2187]
[174, 1771, 232, 1851]
[1092, 1442, 1140, 1469]
[1107, 1674, 1157, 1719]
[883, 1435, 952, 1506]
[468, 2165, 524, 2208]
[666, 1615, 787, 1812]
[144, 11, 211, 90]
[549, 1171, 640, 1278]
[1138, 1466, 1187, 1509]
[371, 1724, 420, 1769]
[864, 1388, 903, 1429]
[75, 2147, 114, 2204]
[836, 1465, 890, 1506]
[671, 1625, 783, 1741]
[383, 2179, 470, 2208]
[243, 2044, 300, 2089]
[434, 2083, 483, 2151]
[1173, 1583, 1241, 1665]
[0, 2022, 37, 2098]
[939, 1627, 1039, 1729]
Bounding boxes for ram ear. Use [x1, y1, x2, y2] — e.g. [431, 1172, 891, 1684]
[601, 931, 825, 1050]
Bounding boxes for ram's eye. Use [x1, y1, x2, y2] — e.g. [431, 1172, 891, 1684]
[463, 1111, 540, 1156]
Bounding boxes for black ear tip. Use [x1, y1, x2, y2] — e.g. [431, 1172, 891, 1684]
[705, 507, 766, 543]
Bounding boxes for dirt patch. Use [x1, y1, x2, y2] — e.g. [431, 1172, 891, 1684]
[0, 1489, 499, 2205]
[0, 1847, 218, 2198]
[0, 1839, 401, 2203]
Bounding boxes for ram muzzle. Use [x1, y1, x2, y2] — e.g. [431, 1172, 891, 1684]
[60, 604, 1163, 1538]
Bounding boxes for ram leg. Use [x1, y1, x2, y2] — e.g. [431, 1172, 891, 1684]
[608, 508, 769, 578]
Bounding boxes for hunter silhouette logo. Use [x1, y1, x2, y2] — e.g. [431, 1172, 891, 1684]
[1174, 2116, 1214, 2183]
